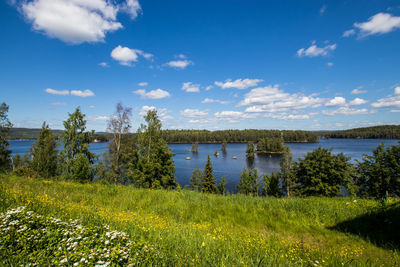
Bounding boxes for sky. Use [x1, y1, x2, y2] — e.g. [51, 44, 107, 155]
[1, 0, 400, 132]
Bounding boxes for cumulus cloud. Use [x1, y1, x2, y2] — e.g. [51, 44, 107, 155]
[322, 107, 375, 116]
[181, 82, 200, 93]
[111, 45, 153, 66]
[120, 0, 142, 19]
[139, 106, 172, 121]
[325, 97, 346, 107]
[327, 62, 334, 67]
[349, 98, 368, 106]
[138, 82, 148, 87]
[51, 102, 66, 106]
[20, 0, 131, 44]
[343, 29, 356, 37]
[370, 87, 400, 108]
[351, 86, 367, 94]
[238, 85, 325, 112]
[297, 42, 336, 57]
[98, 62, 108, 67]
[205, 85, 213, 91]
[354, 13, 400, 37]
[87, 115, 109, 121]
[70, 89, 95, 97]
[133, 89, 170, 99]
[45, 88, 69, 96]
[165, 59, 193, 69]
[180, 109, 208, 118]
[201, 98, 229, 105]
[214, 78, 263, 90]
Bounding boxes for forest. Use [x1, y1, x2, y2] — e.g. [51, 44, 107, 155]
[321, 125, 400, 139]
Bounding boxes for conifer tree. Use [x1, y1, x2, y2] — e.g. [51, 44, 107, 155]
[262, 172, 282, 197]
[246, 141, 255, 158]
[58, 107, 96, 182]
[190, 168, 203, 192]
[237, 168, 259, 196]
[202, 155, 217, 193]
[280, 146, 296, 197]
[30, 122, 58, 178]
[221, 140, 227, 152]
[217, 176, 227, 195]
[0, 102, 12, 173]
[191, 142, 199, 152]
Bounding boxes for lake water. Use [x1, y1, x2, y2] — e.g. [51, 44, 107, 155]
[8, 139, 399, 192]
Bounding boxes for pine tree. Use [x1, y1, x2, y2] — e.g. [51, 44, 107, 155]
[246, 141, 255, 158]
[237, 168, 259, 196]
[221, 140, 227, 152]
[58, 107, 96, 182]
[217, 176, 227, 195]
[262, 172, 282, 197]
[190, 168, 203, 192]
[191, 142, 199, 152]
[128, 110, 176, 189]
[30, 122, 58, 178]
[12, 154, 23, 170]
[280, 146, 296, 197]
[202, 155, 217, 193]
[0, 102, 12, 173]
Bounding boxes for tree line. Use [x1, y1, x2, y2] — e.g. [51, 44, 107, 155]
[322, 125, 400, 139]
[1, 101, 399, 200]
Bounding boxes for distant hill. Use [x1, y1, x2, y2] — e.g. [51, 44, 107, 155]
[320, 125, 400, 139]
[8, 128, 111, 141]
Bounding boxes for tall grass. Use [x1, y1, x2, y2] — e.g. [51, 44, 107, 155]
[1, 174, 399, 266]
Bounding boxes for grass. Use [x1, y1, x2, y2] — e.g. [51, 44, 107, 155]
[0, 174, 399, 266]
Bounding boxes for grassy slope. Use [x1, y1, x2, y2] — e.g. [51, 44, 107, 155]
[1, 175, 399, 266]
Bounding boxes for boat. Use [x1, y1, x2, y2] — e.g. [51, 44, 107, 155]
[214, 151, 219, 156]
[232, 156, 237, 159]
[186, 157, 191, 160]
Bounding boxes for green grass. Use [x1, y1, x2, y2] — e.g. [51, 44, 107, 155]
[1, 174, 399, 266]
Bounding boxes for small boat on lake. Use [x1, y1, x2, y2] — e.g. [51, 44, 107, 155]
[232, 156, 237, 159]
[186, 157, 191, 160]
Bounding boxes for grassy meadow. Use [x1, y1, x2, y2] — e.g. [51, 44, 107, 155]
[1, 174, 399, 266]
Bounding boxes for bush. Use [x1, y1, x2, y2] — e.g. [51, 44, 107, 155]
[12, 166, 39, 178]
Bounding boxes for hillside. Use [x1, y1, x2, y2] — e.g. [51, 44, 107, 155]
[321, 125, 400, 139]
[1, 175, 398, 266]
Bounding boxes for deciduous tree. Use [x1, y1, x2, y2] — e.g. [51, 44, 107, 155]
[0, 102, 12, 173]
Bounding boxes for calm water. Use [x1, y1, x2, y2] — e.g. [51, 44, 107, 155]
[9, 139, 399, 192]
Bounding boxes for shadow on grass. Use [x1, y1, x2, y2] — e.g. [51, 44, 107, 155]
[330, 203, 400, 250]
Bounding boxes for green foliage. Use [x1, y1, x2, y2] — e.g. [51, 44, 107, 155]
[58, 107, 96, 181]
[246, 141, 255, 158]
[30, 122, 58, 178]
[12, 166, 39, 178]
[11, 154, 23, 170]
[0, 102, 12, 173]
[160, 129, 318, 143]
[202, 155, 217, 193]
[191, 142, 199, 152]
[190, 168, 203, 192]
[256, 137, 285, 154]
[279, 146, 296, 197]
[294, 147, 353, 197]
[356, 142, 400, 200]
[237, 168, 259, 196]
[217, 176, 227, 195]
[128, 110, 176, 189]
[323, 125, 400, 139]
[221, 140, 227, 152]
[262, 172, 282, 197]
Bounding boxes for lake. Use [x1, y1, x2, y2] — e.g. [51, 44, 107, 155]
[8, 139, 399, 192]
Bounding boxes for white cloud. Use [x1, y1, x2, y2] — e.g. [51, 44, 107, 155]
[343, 29, 356, 37]
[181, 82, 200, 93]
[89, 105, 95, 108]
[133, 89, 170, 99]
[20, 0, 124, 44]
[327, 62, 334, 67]
[70, 89, 95, 97]
[181, 109, 208, 118]
[319, 5, 326, 15]
[354, 13, 400, 37]
[349, 98, 368, 106]
[139, 106, 171, 121]
[98, 62, 108, 67]
[390, 109, 400, 113]
[322, 107, 375, 116]
[87, 115, 109, 121]
[238, 85, 325, 112]
[45, 88, 69, 96]
[214, 78, 263, 90]
[176, 54, 186, 59]
[395, 86, 400, 95]
[120, 0, 142, 19]
[165, 59, 193, 69]
[201, 98, 229, 105]
[325, 97, 346, 107]
[51, 102, 66, 106]
[205, 85, 213, 91]
[371, 96, 400, 108]
[111, 45, 153, 66]
[351, 86, 367, 94]
[297, 42, 336, 57]
[138, 82, 148, 87]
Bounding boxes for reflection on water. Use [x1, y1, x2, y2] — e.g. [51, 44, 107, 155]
[8, 138, 399, 193]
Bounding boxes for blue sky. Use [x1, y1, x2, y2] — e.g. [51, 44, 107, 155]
[1, 0, 400, 132]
